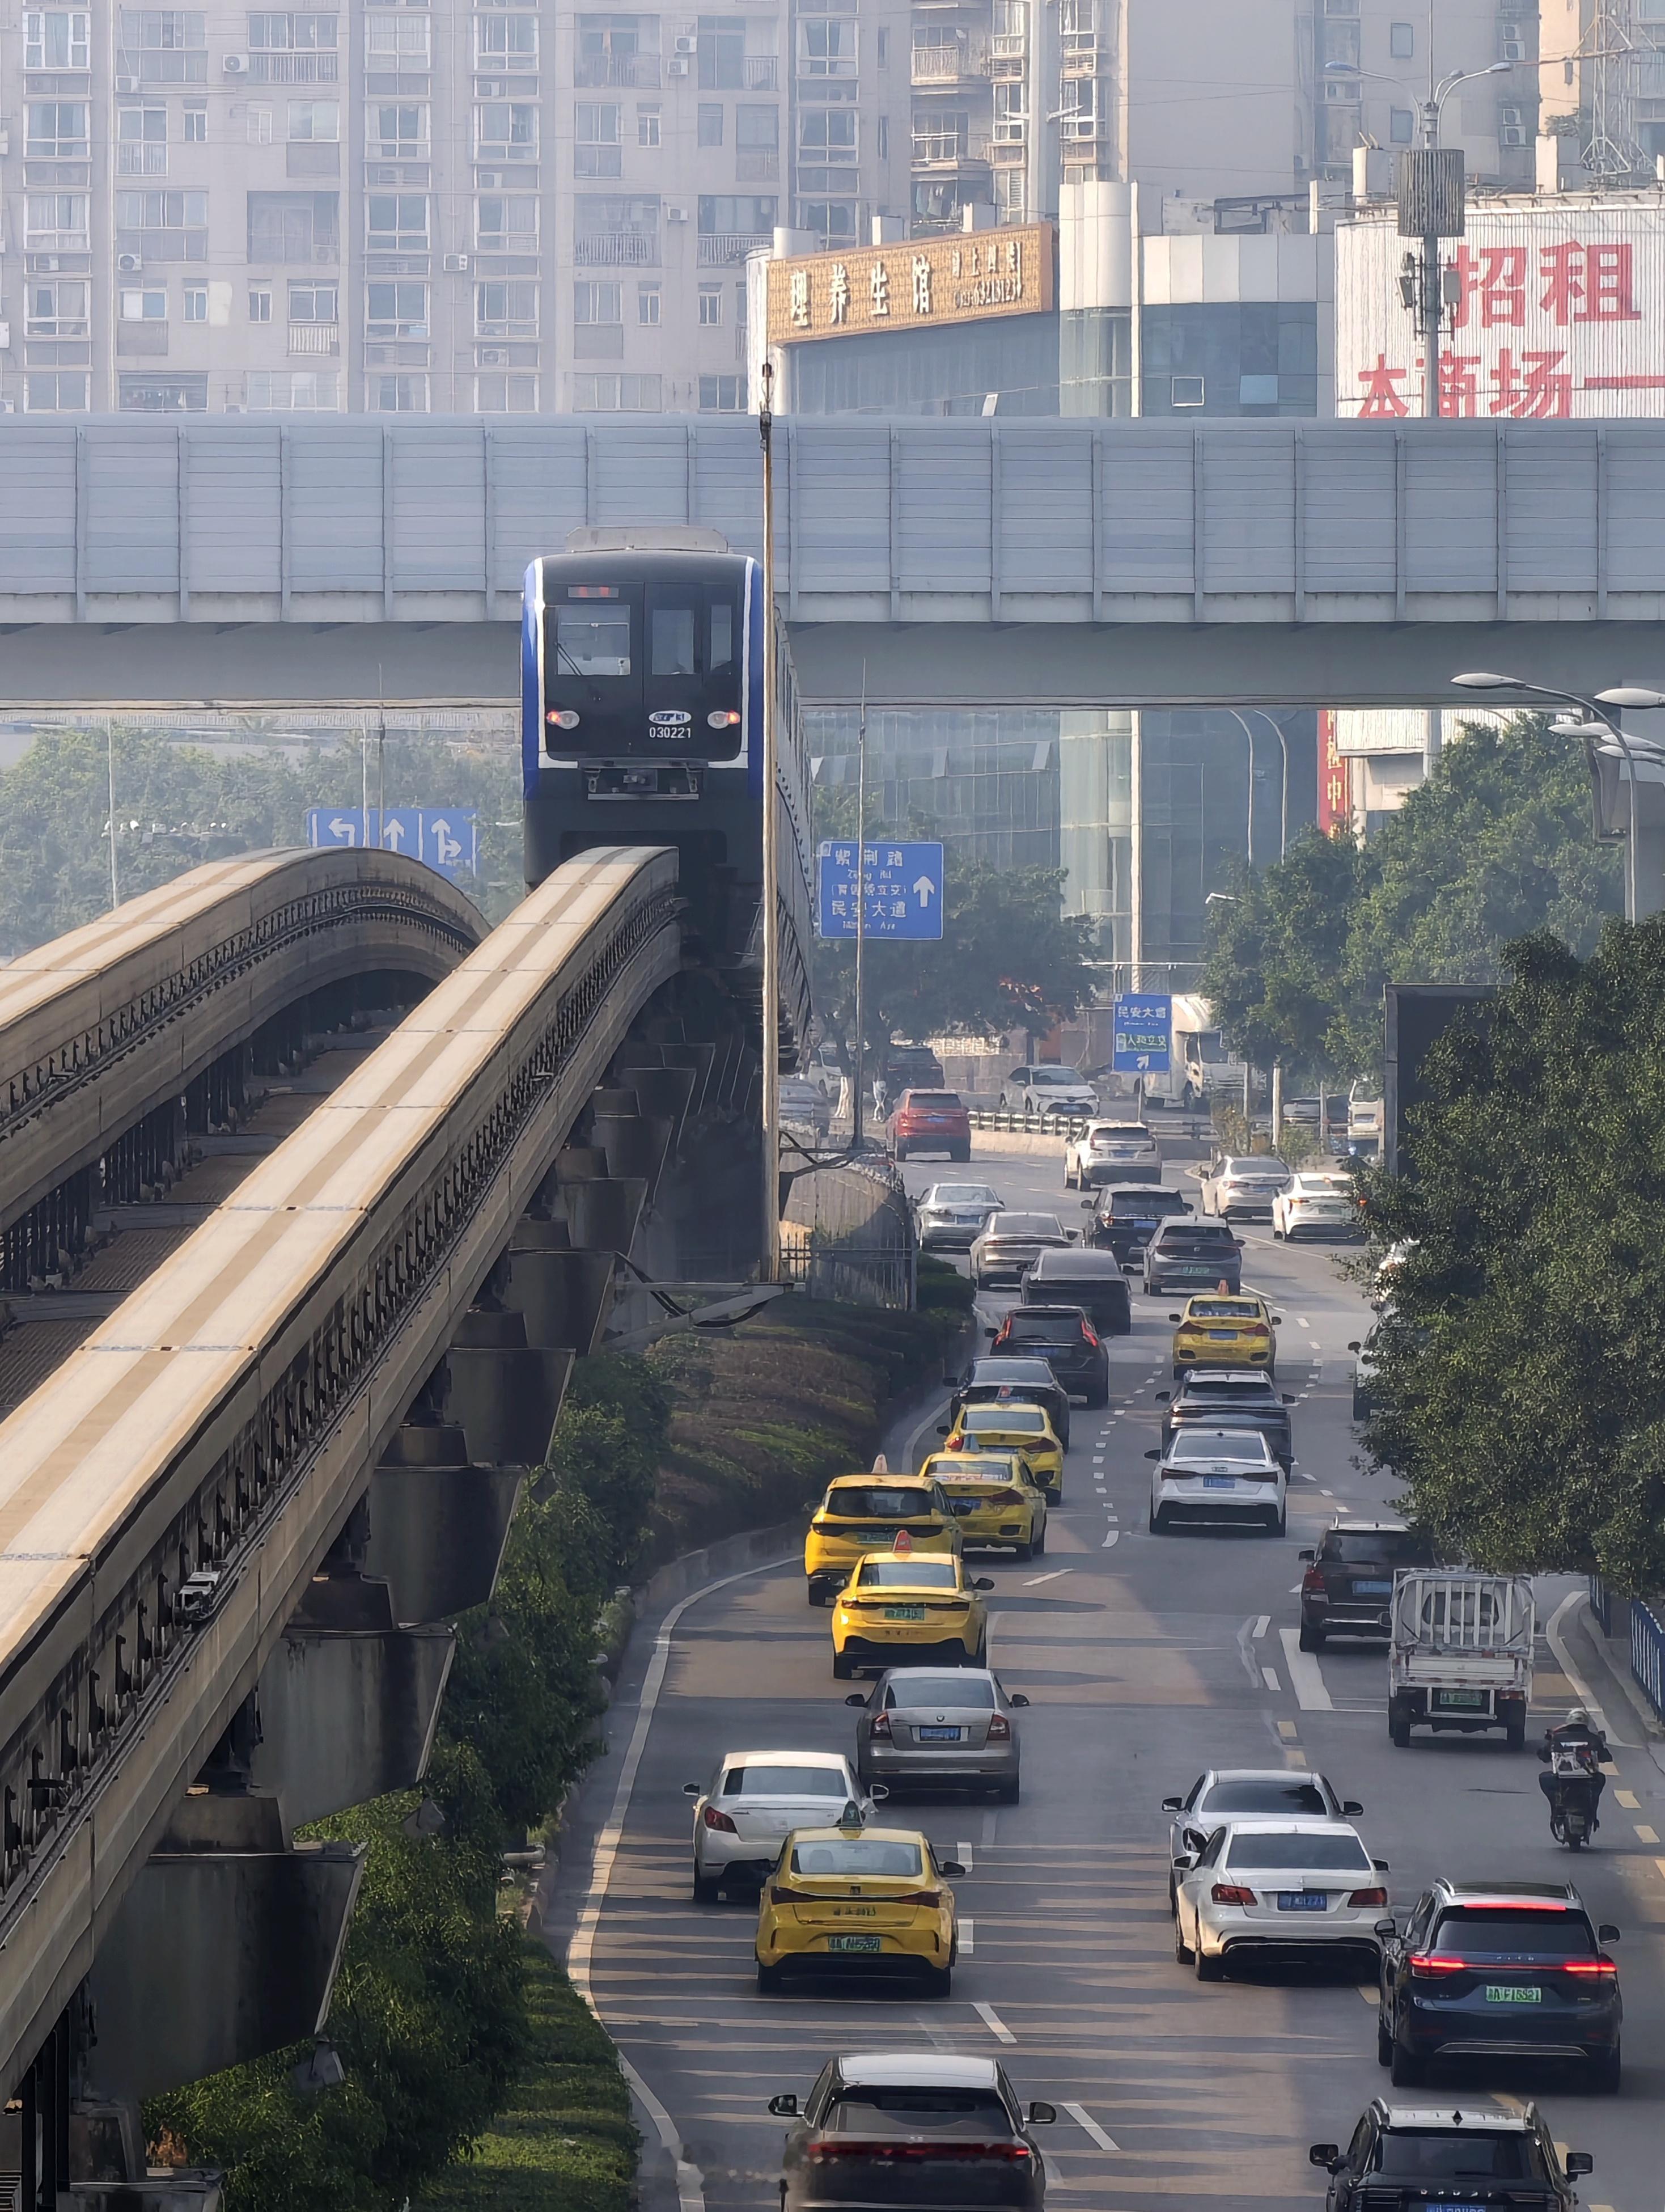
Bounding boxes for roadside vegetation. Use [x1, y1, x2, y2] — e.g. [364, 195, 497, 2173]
[148, 1285, 971, 2212]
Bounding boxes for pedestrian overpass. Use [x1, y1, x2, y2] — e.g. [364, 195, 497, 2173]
[0, 415, 1659, 709]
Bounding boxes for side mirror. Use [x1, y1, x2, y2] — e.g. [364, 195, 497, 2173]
[1298, 1548, 1316, 1562]
[1565, 2154, 1594, 2180]
[1026, 2101, 1057, 2126]
[1599, 1922, 1621, 1942]
[1160, 1795, 1183, 1812]
[683, 1782, 701, 1795]
[973, 1576, 995, 1591]
[1144, 1449, 1159, 1461]
[868, 1783, 889, 1800]
[1066, 1229, 1080, 1241]
[1373, 1858, 1391, 1873]
[1273, 1313, 1285, 1325]
[1374, 1917, 1397, 1940]
[1282, 1393, 1296, 1404]
[1346, 1339, 1362, 1353]
[1168, 1312, 1183, 1322]
[768, 2093, 799, 2117]
[844, 1692, 868, 1707]
[1342, 1799, 1364, 1815]
[1155, 1390, 1170, 1402]
[939, 1858, 967, 1878]
[936, 1424, 951, 1437]
[1081, 1198, 1096, 1210]
[985, 1327, 999, 1340]
[1009, 1692, 1030, 1708]
[1308, 2146, 1340, 2172]
[1172, 1851, 1197, 1873]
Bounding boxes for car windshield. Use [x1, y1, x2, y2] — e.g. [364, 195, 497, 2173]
[1031, 1068, 1083, 1086]
[791, 1839, 924, 1877]
[825, 1487, 937, 1520]
[856, 1560, 958, 1588]
[1225, 1829, 1371, 1872]
[1225, 1158, 1289, 1178]
[924, 1456, 1018, 1482]
[1109, 1189, 1179, 1213]
[1180, 1378, 1277, 1402]
[989, 1213, 1064, 1236]
[964, 1410, 1047, 1436]
[1431, 1908, 1597, 1957]
[1321, 1530, 1428, 1566]
[1156, 1229, 1236, 1255]
[1372, 2132, 1543, 2182]
[1187, 1300, 1260, 1319]
[906, 1092, 962, 1108]
[887, 1673, 998, 1709]
[930, 1186, 999, 1205]
[719, 1765, 847, 1797]
[1200, 1778, 1334, 1816]
[1004, 1313, 1083, 1340]
[827, 2089, 1011, 2128]
[1170, 1432, 1273, 1465]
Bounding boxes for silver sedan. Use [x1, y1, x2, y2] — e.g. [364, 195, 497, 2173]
[846, 1666, 1030, 1800]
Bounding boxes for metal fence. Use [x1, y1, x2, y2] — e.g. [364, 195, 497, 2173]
[780, 1152, 917, 1310]
[1630, 1600, 1665, 1725]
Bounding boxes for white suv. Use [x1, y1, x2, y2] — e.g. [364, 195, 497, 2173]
[999, 1065, 1098, 1116]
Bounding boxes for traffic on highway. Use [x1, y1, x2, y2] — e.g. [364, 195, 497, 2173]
[548, 1138, 1660, 2212]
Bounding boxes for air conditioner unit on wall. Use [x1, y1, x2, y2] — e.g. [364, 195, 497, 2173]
[115, 73, 139, 91]
[477, 346, 507, 365]
[667, 56, 689, 74]
[222, 52, 248, 73]
[117, 251, 143, 272]
[443, 251, 469, 270]
[667, 202, 689, 219]
[673, 32, 697, 52]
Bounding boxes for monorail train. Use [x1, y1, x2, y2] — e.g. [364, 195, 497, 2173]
[522, 526, 814, 1055]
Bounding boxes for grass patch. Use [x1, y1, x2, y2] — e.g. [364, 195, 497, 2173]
[414, 1937, 636, 2212]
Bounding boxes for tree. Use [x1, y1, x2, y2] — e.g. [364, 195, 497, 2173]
[1358, 920, 1665, 1592]
[1201, 828, 1375, 1083]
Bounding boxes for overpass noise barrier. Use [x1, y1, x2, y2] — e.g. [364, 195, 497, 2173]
[0, 845, 681, 2112]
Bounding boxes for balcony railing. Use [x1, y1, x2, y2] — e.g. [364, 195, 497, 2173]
[574, 51, 661, 86]
[743, 54, 777, 88]
[987, 31, 1026, 74]
[697, 230, 769, 264]
[248, 52, 338, 81]
[574, 229, 658, 264]
[288, 322, 340, 353]
[912, 39, 986, 82]
[911, 133, 992, 167]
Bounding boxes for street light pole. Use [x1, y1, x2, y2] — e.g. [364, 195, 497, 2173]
[105, 720, 120, 910]
[759, 360, 782, 1283]
[1223, 708, 1289, 860]
[852, 670, 868, 1154]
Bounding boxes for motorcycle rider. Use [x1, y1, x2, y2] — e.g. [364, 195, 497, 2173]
[1536, 1706, 1609, 1839]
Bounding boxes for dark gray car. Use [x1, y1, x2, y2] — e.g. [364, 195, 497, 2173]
[948, 1357, 1073, 1450]
[1142, 1217, 1242, 1296]
[772, 2052, 1054, 2212]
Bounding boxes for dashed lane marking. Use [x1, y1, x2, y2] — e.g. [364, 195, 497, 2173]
[1616, 1788, 1639, 1809]
[1103, 1529, 1120, 1547]
[1063, 2104, 1121, 2153]
[1279, 1627, 1335, 1711]
[1251, 1614, 1269, 1638]
[1359, 1985, 1379, 2004]
[973, 2000, 1016, 2044]
[1023, 1568, 1071, 1587]
[957, 1841, 975, 1870]
[959, 1918, 974, 1954]
[1297, 1316, 1310, 1328]
[1262, 1666, 1281, 1691]
[1277, 1719, 1299, 1741]
[1636, 1825, 1660, 1844]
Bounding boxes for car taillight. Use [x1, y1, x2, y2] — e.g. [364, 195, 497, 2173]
[702, 1805, 737, 1833]
[987, 1715, 1011, 1741]
[1244, 1323, 1270, 1338]
[1562, 1959, 1619, 1977]
[1348, 1887, 1388, 1908]
[868, 1712, 892, 1738]
[1409, 1953, 1467, 1976]
[1081, 1322, 1100, 1347]
[1211, 1884, 1256, 1906]
[810, 2144, 1031, 2163]
[945, 1435, 966, 1450]
[1302, 1566, 1327, 1593]
[991, 1488, 1025, 1505]
[893, 1890, 942, 1907]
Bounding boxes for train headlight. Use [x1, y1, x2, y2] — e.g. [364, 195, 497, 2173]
[706, 709, 741, 729]
[546, 709, 581, 730]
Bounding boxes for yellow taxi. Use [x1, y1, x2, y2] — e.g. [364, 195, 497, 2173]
[918, 1446, 1049, 1559]
[829, 1547, 993, 1678]
[939, 1401, 1065, 1499]
[804, 1468, 961, 1606]
[1168, 1292, 1282, 1378]
[755, 1807, 964, 1995]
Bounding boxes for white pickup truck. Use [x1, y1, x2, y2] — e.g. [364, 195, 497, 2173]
[1388, 1571, 1534, 1750]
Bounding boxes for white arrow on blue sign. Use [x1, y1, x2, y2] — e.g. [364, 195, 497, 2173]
[1111, 992, 1172, 1075]
[816, 839, 944, 941]
[306, 807, 480, 882]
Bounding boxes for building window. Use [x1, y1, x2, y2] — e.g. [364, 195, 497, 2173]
[699, 374, 744, 410]
[698, 14, 745, 87]
[247, 368, 340, 408]
[574, 193, 660, 263]
[121, 286, 168, 319]
[118, 372, 208, 410]
[248, 188, 338, 260]
[476, 101, 537, 159]
[476, 372, 539, 410]
[1389, 106, 1414, 143]
[575, 102, 622, 175]
[637, 281, 661, 323]
[365, 192, 426, 251]
[118, 103, 169, 174]
[698, 282, 722, 324]
[736, 102, 778, 177]
[572, 372, 663, 409]
[1170, 375, 1205, 407]
[473, 12, 536, 64]
[26, 278, 89, 336]
[798, 108, 854, 155]
[574, 278, 622, 321]
[27, 103, 90, 158]
[366, 101, 428, 154]
[476, 192, 537, 249]
[637, 104, 661, 146]
[366, 280, 429, 336]
[876, 24, 887, 62]
[289, 98, 338, 138]
[26, 193, 89, 249]
[993, 167, 1026, 220]
[26, 371, 90, 410]
[247, 104, 274, 142]
[698, 103, 725, 146]
[118, 187, 209, 256]
[366, 371, 429, 409]
[117, 7, 207, 82]
[26, 9, 89, 66]
[249, 284, 273, 318]
[289, 278, 337, 317]
[365, 9, 429, 64]
[734, 280, 747, 325]
[183, 282, 208, 320]
[697, 193, 777, 240]
[798, 19, 856, 78]
[876, 113, 887, 157]
[797, 197, 855, 244]
[476, 277, 537, 333]
[1389, 19, 1413, 58]
[184, 99, 207, 138]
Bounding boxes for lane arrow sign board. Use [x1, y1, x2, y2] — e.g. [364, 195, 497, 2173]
[817, 839, 944, 941]
[306, 806, 480, 883]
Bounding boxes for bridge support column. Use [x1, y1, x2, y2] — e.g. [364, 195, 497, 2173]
[556, 1152, 646, 1257]
[85, 1790, 364, 2105]
[590, 1093, 675, 1200]
[444, 1305, 572, 1468]
[503, 1238, 615, 1358]
[366, 1420, 524, 1625]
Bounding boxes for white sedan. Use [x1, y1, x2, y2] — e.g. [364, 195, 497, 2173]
[914, 1181, 1004, 1253]
[1146, 1426, 1286, 1535]
[1065, 1120, 1160, 1189]
[1173, 1817, 1388, 1980]
[1271, 1172, 1362, 1242]
[685, 1750, 883, 1901]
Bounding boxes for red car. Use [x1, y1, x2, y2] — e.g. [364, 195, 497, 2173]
[891, 1088, 971, 1162]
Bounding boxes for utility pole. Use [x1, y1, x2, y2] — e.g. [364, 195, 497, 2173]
[376, 665, 387, 849]
[105, 720, 120, 909]
[852, 669, 868, 1154]
[759, 360, 782, 1283]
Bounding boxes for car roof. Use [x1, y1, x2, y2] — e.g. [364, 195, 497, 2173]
[789, 1821, 931, 1846]
[1029, 1251, 1123, 1274]
[1086, 1120, 1150, 1132]
[1009, 1300, 1090, 1315]
[881, 1665, 999, 1686]
[853, 1550, 963, 1574]
[971, 1358, 1058, 1378]
[837, 2053, 1000, 2088]
[1434, 1880, 1582, 1905]
[1179, 1369, 1277, 1387]
[1327, 1518, 1412, 1533]
[1201, 1767, 1335, 1786]
[719, 1750, 850, 1770]
[827, 1471, 934, 1488]
[1216, 1816, 1362, 1834]
[1374, 2104, 1531, 2133]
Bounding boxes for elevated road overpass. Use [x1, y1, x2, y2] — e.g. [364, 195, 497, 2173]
[0, 417, 1659, 709]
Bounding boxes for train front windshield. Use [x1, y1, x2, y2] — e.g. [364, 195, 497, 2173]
[541, 568, 745, 762]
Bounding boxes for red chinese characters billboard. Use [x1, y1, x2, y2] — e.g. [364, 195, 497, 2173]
[1337, 205, 1665, 420]
[1317, 710, 1349, 834]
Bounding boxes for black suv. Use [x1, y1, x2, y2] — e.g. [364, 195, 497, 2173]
[1312, 2099, 1592, 2212]
[947, 1357, 1073, 1450]
[1298, 1520, 1435, 1649]
[1084, 1184, 1192, 1267]
[1158, 1370, 1295, 1469]
[1376, 1880, 1622, 2091]
[1141, 1218, 1242, 1297]
[988, 1305, 1109, 1407]
[1022, 1248, 1132, 1335]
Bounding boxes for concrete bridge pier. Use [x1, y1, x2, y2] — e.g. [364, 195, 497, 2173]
[590, 1088, 675, 1202]
[608, 1061, 697, 1154]
[443, 1302, 573, 1469]
[503, 1232, 615, 1359]
[556, 1151, 647, 1258]
[366, 1420, 524, 1625]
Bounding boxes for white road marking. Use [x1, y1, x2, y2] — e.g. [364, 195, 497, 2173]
[1308, 1339, 1321, 1350]
[1262, 1665, 1281, 1691]
[1636, 1824, 1659, 1844]
[959, 1918, 975, 1953]
[1251, 1614, 1269, 1638]
[1063, 2103, 1121, 2153]
[957, 1841, 975, 1870]
[1278, 1626, 1334, 1711]
[1103, 1529, 1120, 1547]
[1023, 1568, 1071, 1586]
[973, 2000, 1016, 2044]
[1297, 1316, 1310, 1328]
[1615, 1788, 1640, 1809]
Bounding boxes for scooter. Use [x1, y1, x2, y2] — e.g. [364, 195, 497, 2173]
[1542, 1767, 1600, 1850]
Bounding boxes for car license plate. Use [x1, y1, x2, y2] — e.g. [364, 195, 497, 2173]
[884, 1606, 927, 1621]
[828, 1934, 883, 1953]
[918, 1725, 962, 1741]
[1352, 1579, 1393, 1596]
[1206, 1329, 1237, 1340]
[1202, 1474, 1236, 1489]
[1434, 1689, 1486, 1709]
[1277, 1893, 1328, 1911]
[1485, 1984, 1542, 2004]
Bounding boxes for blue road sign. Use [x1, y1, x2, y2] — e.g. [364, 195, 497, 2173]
[1112, 992, 1172, 1074]
[307, 806, 480, 881]
[816, 839, 945, 941]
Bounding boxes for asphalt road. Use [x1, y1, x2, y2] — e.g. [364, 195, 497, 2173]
[552, 1143, 1665, 2212]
